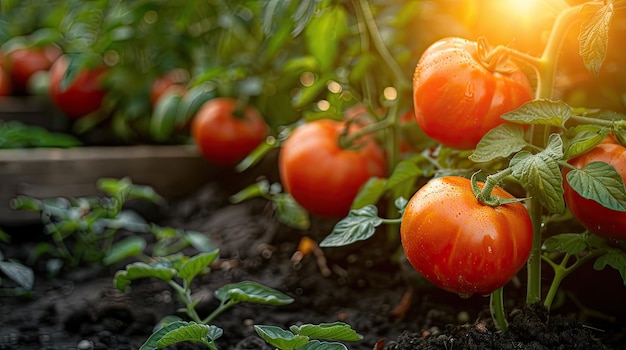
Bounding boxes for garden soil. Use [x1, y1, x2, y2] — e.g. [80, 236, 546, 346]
[1, 161, 626, 350]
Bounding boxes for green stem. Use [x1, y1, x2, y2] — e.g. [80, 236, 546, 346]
[490, 287, 509, 332]
[526, 198, 544, 304]
[569, 114, 615, 127]
[170, 281, 202, 323]
[356, 0, 411, 90]
[476, 168, 514, 206]
[339, 116, 394, 149]
[542, 249, 606, 309]
[201, 299, 236, 324]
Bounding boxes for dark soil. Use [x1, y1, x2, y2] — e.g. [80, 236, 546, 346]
[1, 166, 626, 350]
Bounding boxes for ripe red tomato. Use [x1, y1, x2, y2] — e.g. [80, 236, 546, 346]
[0, 64, 11, 96]
[48, 56, 108, 120]
[563, 139, 626, 240]
[191, 97, 268, 166]
[279, 119, 387, 218]
[400, 176, 533, 297]
[150, 69, 189, 106]
[5, 46, 61, 94]
[413, 37, 533, 150]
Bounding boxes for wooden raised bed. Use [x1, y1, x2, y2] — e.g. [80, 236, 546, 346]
[0, 145, 217, 225]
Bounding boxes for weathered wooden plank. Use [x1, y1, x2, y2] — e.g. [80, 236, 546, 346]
[0, 145, 217, 224]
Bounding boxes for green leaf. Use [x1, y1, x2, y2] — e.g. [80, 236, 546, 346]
[290, 322, 363, 342]
[103, 236, 147, 266]
[542, 233, 589, 255]
[304, 6, 348, 71]
[502, 99, 572, 127]
[564, 125, 609, 159]
[0, 260, 34, 290]
[385, 161, 423, 191]
[114, 262, 177, 292]
[214, 281, 294, 306]
[578, 2, 614, 77]
[319, 206, 382, 247]
[273, 193, 311, 230]
[292, 0, 322, 36]
[158, 323, 222, 349]
[470, 124, 527, 163]
[229, 180, 271, 204]
[177, 250, 220, 285]
[254, 325, 309, 349]
[150, 92, 183, 142]
[184, 231, 218, 253]
[236, 138, 280, 173]
[351, 177, 386, 209]
[298, 340, 348, 350]
[593, 248, 626, 284]
[510, 133, 565, 214]
[566, 161, 626, 212]
[140, 321, 191, 350]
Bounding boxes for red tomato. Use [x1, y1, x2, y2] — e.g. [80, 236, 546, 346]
[150, 68, 189, 106]
[563, 139, 626, 240]
[279, 119, 387, 218]
[5, 46, 61, 94]
[413, 37, 533, 150]
[0, 64, 11, 96]
[400, 176, 533, 297]
[191, 97, 268, 166]
[48, 56, 108, 120]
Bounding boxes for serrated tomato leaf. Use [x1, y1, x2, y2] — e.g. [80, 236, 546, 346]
[564, 125, 609, 159]
[319, 206, 382, 247]
[510, 134, 565, 214]
[566, 161, 626, 212]
[502, 99, 572, 127]
[214, 281, 294, 306]
[578, 2, 614, 77]
[593, 248, 626, 284]
[254, 325, 309, 349]
[290, 322, 363, 342]
[470, 124, 527, 163]
[542, 233, 588, 255]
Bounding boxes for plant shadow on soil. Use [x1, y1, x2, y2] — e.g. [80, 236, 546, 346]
[1, 162, 626, 350]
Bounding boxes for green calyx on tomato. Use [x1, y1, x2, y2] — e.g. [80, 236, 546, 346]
[191, 97, 269, 166]
[412, 37, 533, 150]
[48, 55, 108, 120]
[279, 119, 387, 218]
[563, 137, 626, 240]
[400, 176, 533, 297]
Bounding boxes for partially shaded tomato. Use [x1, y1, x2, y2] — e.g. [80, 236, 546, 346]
[191, 97, 268, 166]
[413, 37, 533, 150]
[150, 68, 189, 106]
[48, 56, 108, 119]
[0, 64, 11, 96]
[563, 139, 626, 240]
[279, 119, 387, 218]
[5, 46, 61, 94]
[401, 176, 533, 297]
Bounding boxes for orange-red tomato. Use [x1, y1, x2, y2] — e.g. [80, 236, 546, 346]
[413, 37, 533, 150]
[48, 56, 108, 120]
[563, 139, 626, 240]
[191, 97, 268, 166]
[401, 176, 533, 297]
[279, 119, 387, 218]
[5, 46, 61, 94]
[0, 64, 11, 96]
[150, 69, 189, 106]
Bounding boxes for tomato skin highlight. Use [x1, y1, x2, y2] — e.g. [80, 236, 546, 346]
[413, 37, 533, 150]
[191, 97, 268, 166]
[400, 176, 533, 297]
[563, 140, 626, 240]
[279, 119, 387, 218]
[48, 56, 108, 120]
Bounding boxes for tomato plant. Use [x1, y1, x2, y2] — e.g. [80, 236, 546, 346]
[5, 46, 61, 94]
[191, 97, 268, 166]
[400, 176, 533, 297]
[48, 56, 108, 120]
[279, 119, 387, 218]
[563, 138, 626, 240]
[150, 69, 189, 106]
[412, 37, 533, 150]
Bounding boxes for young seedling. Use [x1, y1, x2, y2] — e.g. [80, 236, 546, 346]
[254, 322, 363, 350]
[114, 249, 296, 349]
